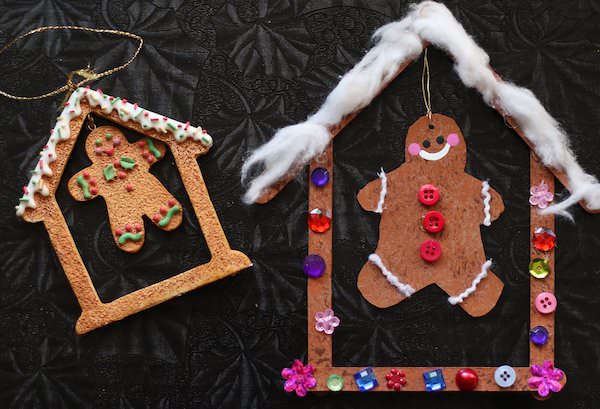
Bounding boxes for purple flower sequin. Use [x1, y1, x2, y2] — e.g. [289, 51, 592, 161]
[315, 308, 340, 335]
[281, 360, 317, 397]
[528, 360, 564, 397]
[529, 181, 554, 209]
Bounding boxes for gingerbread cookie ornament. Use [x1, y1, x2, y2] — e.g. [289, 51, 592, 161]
[67, 126, 182, 253]
[357, 114, 505, 316]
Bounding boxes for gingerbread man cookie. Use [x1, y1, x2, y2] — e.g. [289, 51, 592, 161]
[68, 126, 183, 253]
[357, 114, 505, 317]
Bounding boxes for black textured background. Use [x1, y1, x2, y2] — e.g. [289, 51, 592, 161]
[0, 1, 599, 408]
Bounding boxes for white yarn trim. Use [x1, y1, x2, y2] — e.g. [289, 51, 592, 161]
[481, 180, 491, 226]
[241, 1, 600, 216]
[448, 259, 493, 305]
[375, 167, 388, 213]
[368, 254, 416, 298]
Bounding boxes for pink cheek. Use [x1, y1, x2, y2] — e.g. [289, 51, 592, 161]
[408, 143, 421, 156]
[447, 133, 460, 146]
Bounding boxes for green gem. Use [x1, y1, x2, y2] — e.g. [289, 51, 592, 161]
[327, 374, 344, 392]
[95, 139, 101, 145]
[529, 258, 550, 279]
[105, 133, 112, 139]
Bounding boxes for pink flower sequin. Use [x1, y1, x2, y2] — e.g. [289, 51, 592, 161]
[315, 309, 340, 335]
[528, 360, 564, 397]
[529, 181, 554, 209]
[281, 360, 317, 397]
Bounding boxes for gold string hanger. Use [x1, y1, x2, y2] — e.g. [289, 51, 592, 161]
[421, 47, 433, 125]
[0, 26, 143, 102]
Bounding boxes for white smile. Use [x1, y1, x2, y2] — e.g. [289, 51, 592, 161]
[419, 143, 450, 161]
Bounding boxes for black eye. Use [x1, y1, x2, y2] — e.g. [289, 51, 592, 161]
[436, 136, 444, 144]
[422, 140, 431, 148]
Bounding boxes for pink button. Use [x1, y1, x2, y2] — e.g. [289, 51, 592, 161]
[535, 292, 557, 314]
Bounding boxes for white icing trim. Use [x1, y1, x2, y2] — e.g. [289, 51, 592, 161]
[368, 253, 415, 298]
[481, 180, 492, 226]
[448, 259, 493, 305]
[16, 87, 213, 217]
[375, 167, 387, 213]
[418, 143, 450, 161]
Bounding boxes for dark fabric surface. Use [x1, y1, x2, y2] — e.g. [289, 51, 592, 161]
[0, 1, 599, 408]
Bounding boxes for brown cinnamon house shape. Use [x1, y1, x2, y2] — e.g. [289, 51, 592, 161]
[16, 87, 252, 334]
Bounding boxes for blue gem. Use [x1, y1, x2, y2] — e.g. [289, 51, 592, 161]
[311, 167, 330, 187]
[353, 367, 378, 392]
[423, 369, 446, 392]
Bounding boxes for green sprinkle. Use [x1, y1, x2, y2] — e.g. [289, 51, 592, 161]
[103, 164, 116, 181]
[19, 197, 29, 202]
[95, 139, 102, 146]
[110, 97, 121, 105]
[119, 156, 136, 170]
[30, 170, 38, 175]
[77, 175, 91, 199]
[118, 232, 143, 245]
[103, 95, 108, 99]
[142, 124, 147, 128]
[167, 123, 177, 131]
[57, 128, 62, 139]
[145, 138, 161, 158]
[158, 205, 180, 227]
[105, 133, 112, 139]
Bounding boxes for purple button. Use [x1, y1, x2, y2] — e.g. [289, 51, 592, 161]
[311, 167, 330, 187]
[303, 254, 325, 278]
[530, 326, 549, 345]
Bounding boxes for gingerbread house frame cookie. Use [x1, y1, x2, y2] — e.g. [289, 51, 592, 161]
[16, 87, 251, 335]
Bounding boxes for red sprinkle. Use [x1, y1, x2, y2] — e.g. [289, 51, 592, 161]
[97, 89, 103, 94]
[118, 171, 126, 179]
[177, 124, 182, 128]
[115, 228, 123, 236]
[152, 214, 161, 222]
[151, 117, 159, 122]
[90, 187, 98, 195]
[134, 223, 142, 232]
[202, 129, 207, 134]
[146, 156, 154, 163]
[48, 153, 53, 158]
[89, 178, 97, 186]
[104, 148, 114, 156]
[141, 150, 149, 158]
[160, 206, 167, 215]
[138, 141, 146, 148]
[23, 186, 29, 194]
[65, 102, 70, 107]
[83, 171, 90, 179]
[85, 85, 91, 89]
[168, 199, 176, 207]
[144, 112, 149, 117]
[113, 160, 120, 167]
[126, 183, 134, 192]
[125, 223, 132, 232]
[109, 96, 114, 101]
[122, 99, 127, 103]
[133, 103, 138, 109]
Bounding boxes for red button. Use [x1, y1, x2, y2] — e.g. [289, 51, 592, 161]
[418, 184, 440, 206]
[423, 211, 445, 233]
[420, 240, 442, 262]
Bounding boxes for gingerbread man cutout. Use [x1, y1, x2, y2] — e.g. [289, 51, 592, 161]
[357, 114, 505, 317]
[68, 126, 183, 253]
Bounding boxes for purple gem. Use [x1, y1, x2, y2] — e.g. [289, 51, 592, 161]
[530, 326, 549, 345]
[303, 254, 325, 278]
[311, 167, 330, 187]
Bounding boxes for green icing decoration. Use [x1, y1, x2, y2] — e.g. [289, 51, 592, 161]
[158, 205, 181, 227]
[77, 175, 91, 198]
[118, 232, 143, 245]
[95, 139, 102, 145]
[119, 156, 136, 170]
[19, 197, 29, 202]
[105, 133, 112, 139]
[103, 164, 116, 181]
[145, 138, 161, 158]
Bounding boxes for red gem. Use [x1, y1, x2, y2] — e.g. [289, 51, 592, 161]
[532, 228, 556, 252]
[308, 208, 331, 233]
[125, 224, 132, 232]
[152, 214, 161, 222]
[385, 368, 407, 391]
[134, 223, 142, 232]
[126, 184, 134, 192]
[168, 199, 176, 207]
[455, 368, 478, 391]
[160, 206, 168, 215]
[90, 187, 98, 195]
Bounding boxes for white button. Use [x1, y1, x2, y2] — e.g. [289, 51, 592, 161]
[494, 365, 516, 388]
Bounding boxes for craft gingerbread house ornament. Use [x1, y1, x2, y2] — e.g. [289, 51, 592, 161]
[242, 1, 600, 397]
[16, 87, 251, 334]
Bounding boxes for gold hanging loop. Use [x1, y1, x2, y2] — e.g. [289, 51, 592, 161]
[0, 26, 143, 102]
[421, 47, 433, 124]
